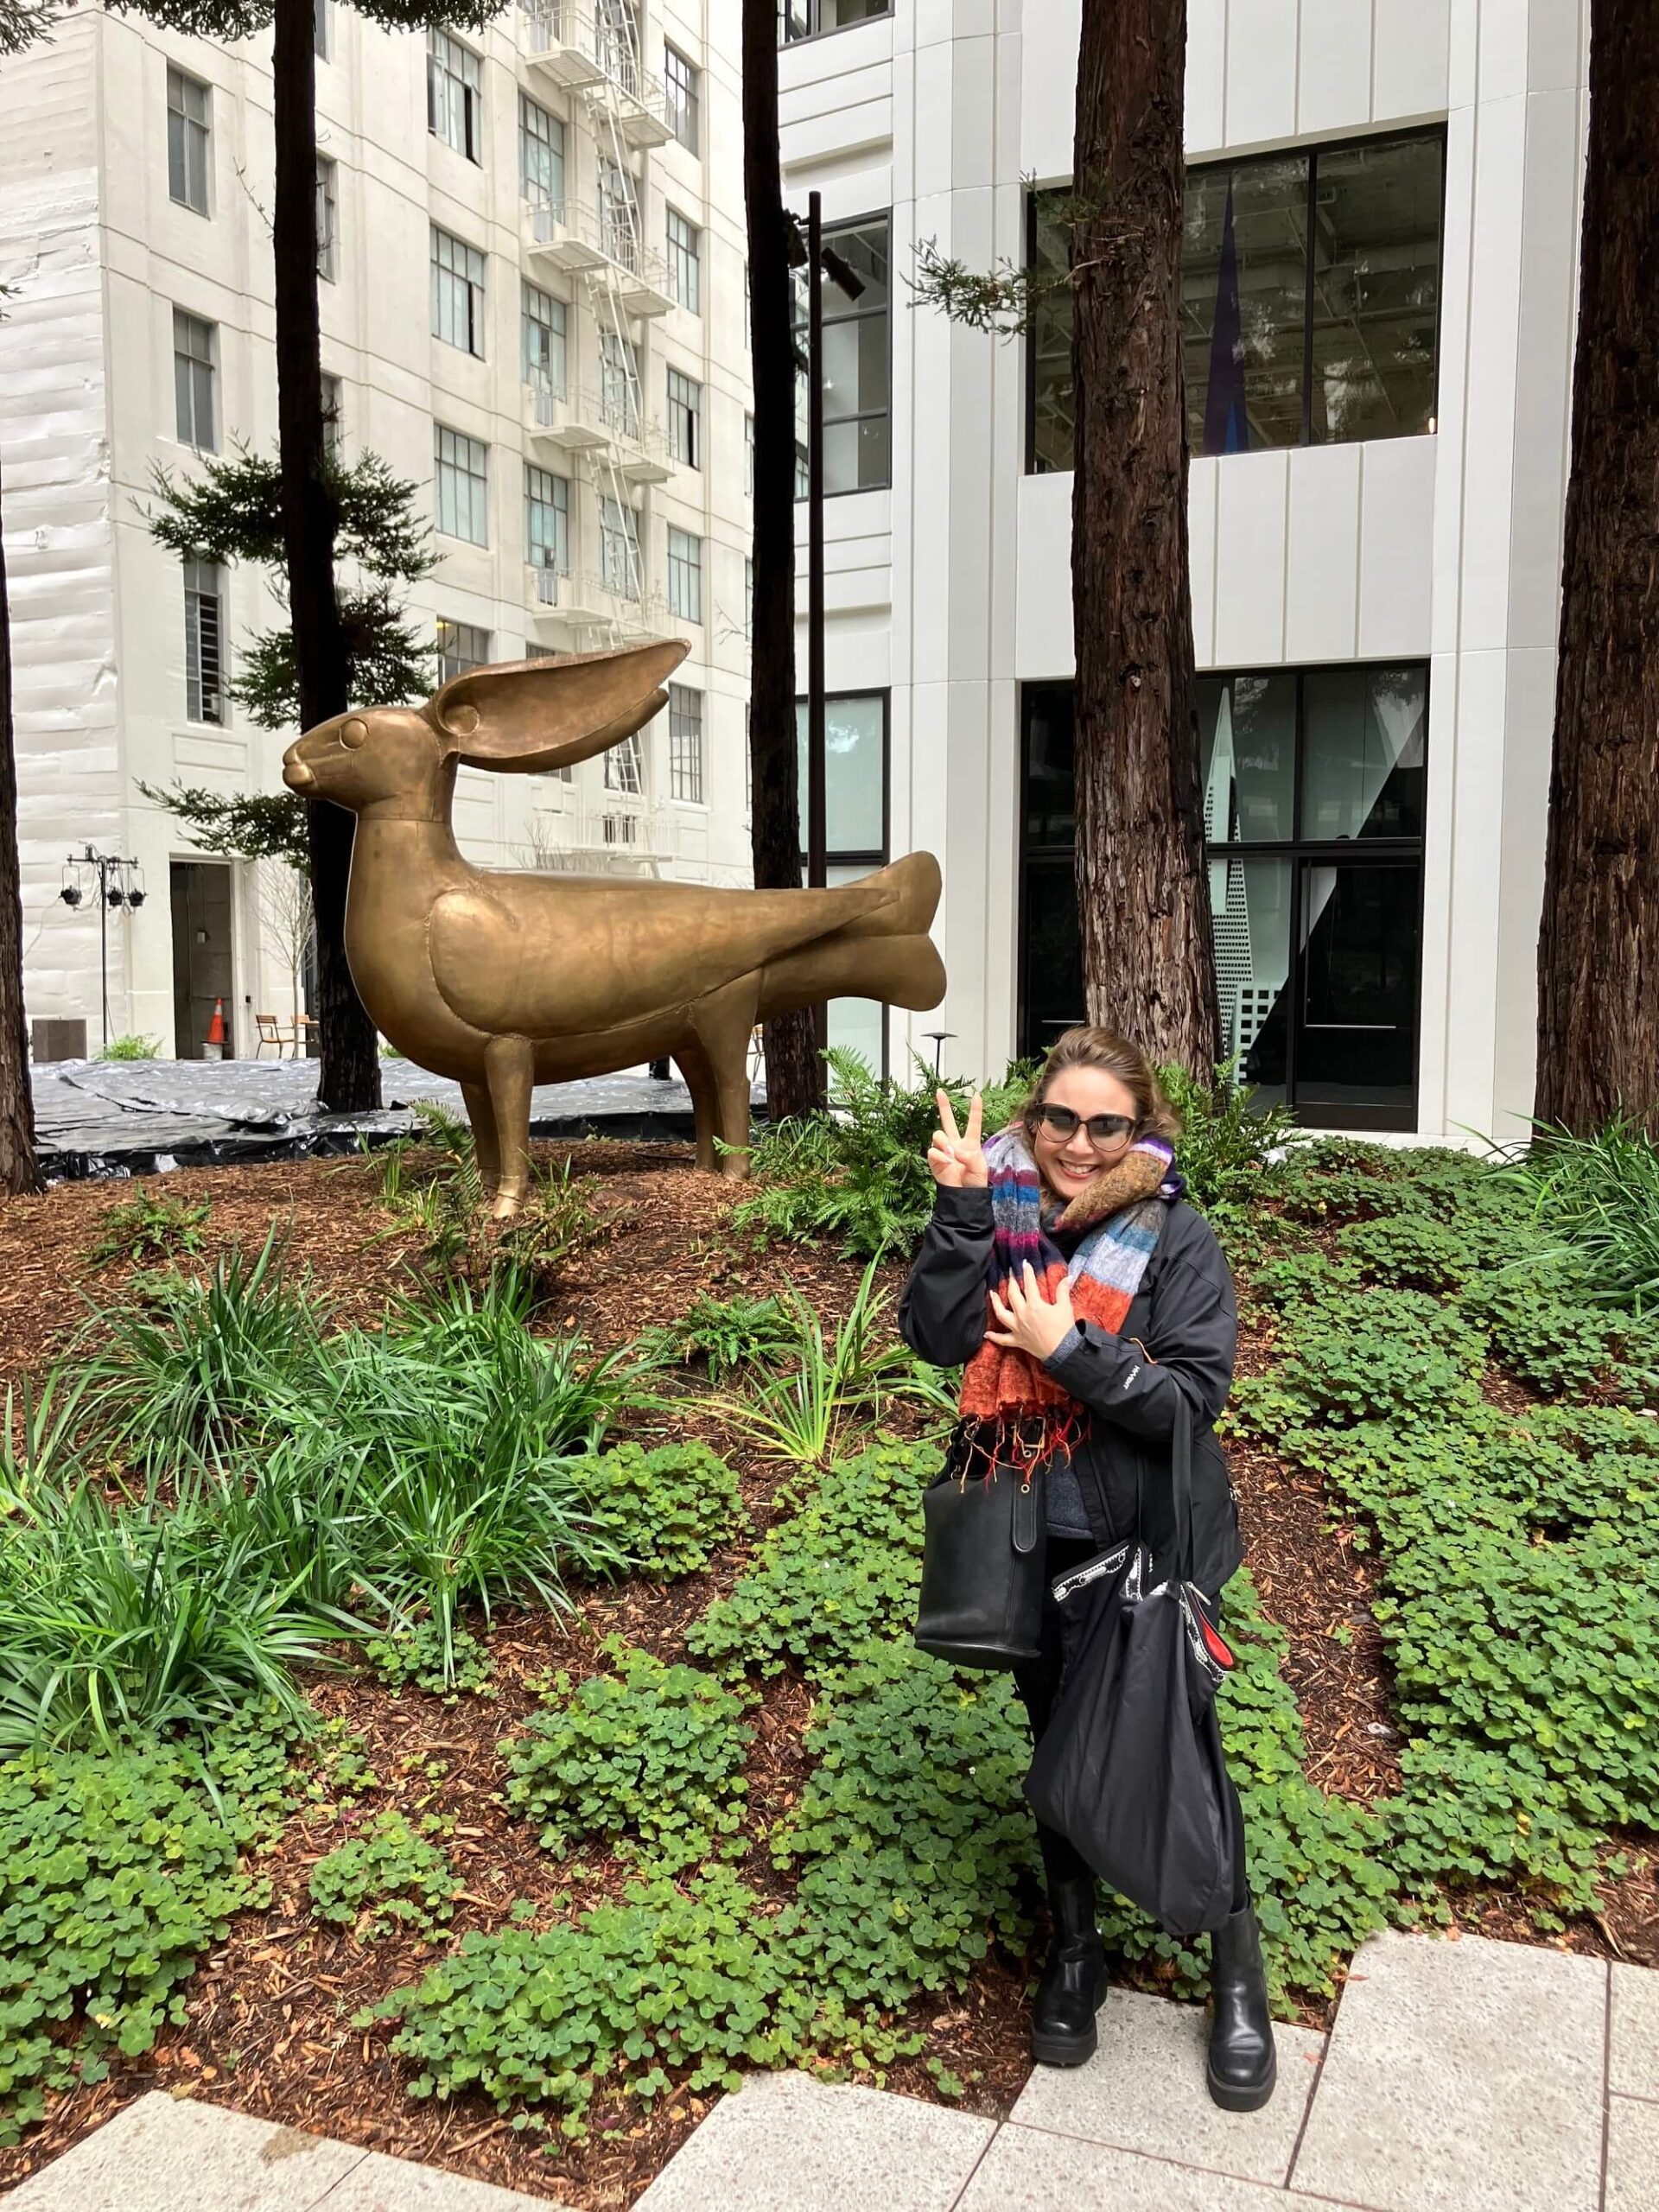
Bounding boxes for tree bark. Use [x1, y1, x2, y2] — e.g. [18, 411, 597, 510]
[1070, 0, 1219, 1074]
[1535, 0, 1659, 1135]
[741, 0, 823, 1121]
[0, 474, 41, 1194]
[272, 0, 379, 1111]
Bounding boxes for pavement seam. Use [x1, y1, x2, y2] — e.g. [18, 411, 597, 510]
[1281, 2024, 1329, 2188]
[942, 2113, 1002, 2211]
[1608, 2089, 1659, 2108]
[1599, 1959, 1613, 2212]
[292, 2142, 372, 2212]
[995, 2116, 1391, 2209]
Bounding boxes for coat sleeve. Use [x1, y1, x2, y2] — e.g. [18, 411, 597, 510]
[1039, 1226, 1237, 1439]
[898, 1185, 995, 1367]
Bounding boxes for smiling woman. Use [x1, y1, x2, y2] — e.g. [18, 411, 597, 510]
[900, 1024, 1276, 2109]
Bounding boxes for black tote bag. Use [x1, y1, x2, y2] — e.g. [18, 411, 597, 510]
[913, 1437, 1046, 1670]
[1023, 1393, 1240, 1937]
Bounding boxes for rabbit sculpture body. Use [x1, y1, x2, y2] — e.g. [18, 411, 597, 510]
[283, 640, 946, 1216]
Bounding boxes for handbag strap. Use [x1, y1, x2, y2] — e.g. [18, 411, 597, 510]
[1169, 1385, 1197, 1585]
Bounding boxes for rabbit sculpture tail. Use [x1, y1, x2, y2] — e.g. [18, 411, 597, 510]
[282, 639, 948, 1214]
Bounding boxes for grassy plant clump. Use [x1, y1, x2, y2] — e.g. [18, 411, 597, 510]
[733, 1050, 1034, 1259]
[374, 1105, 603, 1286]
[686, 1440, 932, 1681]
[89, 1188, 212, 1268]
[638, 1290, 801, 1383]
[309, 1810, 460, 1940]
[364, 1866, 817, 2136]
[365, 1617, 495, 1696]
[1496, 1112, 1659, 1312]
[0, 1718, 291, 2140]
[502, 1641, 751, 1868]
[94, 1034, 162, 1061]
[1157, 1059, 1301, 1255]
[564, 1440, 747, 1580]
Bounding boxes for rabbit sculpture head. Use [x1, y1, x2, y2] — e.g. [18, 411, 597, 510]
[282, 639, 689, 812]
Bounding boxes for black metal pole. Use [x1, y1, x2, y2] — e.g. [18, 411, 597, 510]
[806, 190, 828, 1054]
[99, 856, 109, 1048]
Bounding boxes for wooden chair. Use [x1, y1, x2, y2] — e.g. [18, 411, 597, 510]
[255, 1014, 285, 1058]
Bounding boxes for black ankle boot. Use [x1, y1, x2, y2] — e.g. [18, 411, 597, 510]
[1206, 1903, 1276, 2110]
[1030, 1875, 1108, 2067]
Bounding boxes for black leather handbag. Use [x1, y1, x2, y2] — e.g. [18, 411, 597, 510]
[913, 1432, 1047, 1669]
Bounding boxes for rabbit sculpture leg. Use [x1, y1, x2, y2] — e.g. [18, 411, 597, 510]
[280, 640, 945, 1217]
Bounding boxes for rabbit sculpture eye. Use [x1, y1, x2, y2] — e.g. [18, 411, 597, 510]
[282, 640, 945, 1218]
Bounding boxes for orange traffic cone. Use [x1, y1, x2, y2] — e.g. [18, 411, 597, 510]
[203, 996, 226, 1059]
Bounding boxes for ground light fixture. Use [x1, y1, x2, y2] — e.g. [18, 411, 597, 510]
[57, 845, 144, 1048]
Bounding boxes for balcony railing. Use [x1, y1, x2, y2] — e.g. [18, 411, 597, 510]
[518, 0, 671, 139]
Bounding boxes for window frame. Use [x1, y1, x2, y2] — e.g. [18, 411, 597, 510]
[430, 225, 487, 358]
[666, 366, 702, 469]
[435, 617, 490, 683]
[666, 524, 702, 623]
[1025, 124, 1448, 473]
[665, 206, 701, 314]
[793, 207, 892, 499]
[524, 461, 570, 574]
[780, 0, 892, 44]
[315, 155, 339, 283]
[321, 371, 343, 455]
[522, 279, 568, 397]
[667, 683, 704, 804]
[663, 42, 699, 153]
[183, 557, 225, 725]
[518, 91, 565, 215]
[172, 307, 217, 450]
[434, 422, 490, 545]
[427, 28, 483, 164]
[166, 65, 211, 217]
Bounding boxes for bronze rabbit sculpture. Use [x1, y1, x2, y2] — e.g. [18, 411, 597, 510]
[282, 640, 946, 1215]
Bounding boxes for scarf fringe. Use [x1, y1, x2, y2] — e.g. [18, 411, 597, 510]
[947, 1407, 1090, 1484]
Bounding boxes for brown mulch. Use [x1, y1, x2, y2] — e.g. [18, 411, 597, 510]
[0, 1151, 1648, 2202]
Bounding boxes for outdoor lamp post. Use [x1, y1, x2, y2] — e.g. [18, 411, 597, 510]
[59, 846, 143, 1048]
[788, 193, 866, 1053]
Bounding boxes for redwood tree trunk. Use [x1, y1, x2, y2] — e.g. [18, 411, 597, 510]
[0, 477, 40, 1194]
[272, 0, 379, 1112]
[1070, 0, 1219, 1073]
[1535, 0, 1659, 1134]
[742, 0, 822, 1121]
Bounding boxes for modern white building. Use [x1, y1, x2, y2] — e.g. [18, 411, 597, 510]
[0, 0, 755, 1062]
[779, 0, 1589, 1141]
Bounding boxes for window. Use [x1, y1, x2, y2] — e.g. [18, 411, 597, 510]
[667, 526, 702, 622]
[315, 156, 338, 283]
[1015, 669, 1429, 1128]
[314, 0, 330, 60]
[1027, 130, 1444, 471]
[524, 463, 569, 573]
[664, 43, 698, 153]
[1026, 194, 1073, 475]
[744, 556, 753, 638]
[780, 0, 889, 40]
[666, 368, 701, 468]
[519, 92, 565, 214]
[793, 213, 889, 494]
[605, 729, 645, 794]
[427, 29, 482, 162]
[431, 226, 486, 356]
[745, 411, 754, 496]
[436, 619, 490, 683]
[599, 330, 640, 438]
[522, 281, 568, 398]
[166, 66, 210, 216]
[668, 684, 702, 802]
[794, 690, 889, 1071]
[172, 308, 216, 449]
[600, 495, 640, 596]
[597, 158, 639, 270]
[666, 207, 700, 312]
[321, 371, 343, 454]
[435, 423, 488, 543]
[183, 559, 224, 724]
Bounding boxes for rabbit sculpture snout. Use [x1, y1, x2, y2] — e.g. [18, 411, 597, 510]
[283, 640, 945, 1216]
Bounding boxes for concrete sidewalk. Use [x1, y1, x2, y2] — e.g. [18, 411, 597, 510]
[12, 1930, 1656, 2212]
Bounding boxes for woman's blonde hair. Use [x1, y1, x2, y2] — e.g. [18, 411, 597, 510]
[1020, 1026, 1181, 1146]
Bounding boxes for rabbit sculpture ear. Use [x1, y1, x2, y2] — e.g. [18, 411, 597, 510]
[427, 639, 690, 774]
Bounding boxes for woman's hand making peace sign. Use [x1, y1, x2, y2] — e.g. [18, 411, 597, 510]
[927, 1089, 989, 1189]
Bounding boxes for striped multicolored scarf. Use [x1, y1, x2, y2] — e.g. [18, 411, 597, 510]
[954, 1123, 1183, 1471]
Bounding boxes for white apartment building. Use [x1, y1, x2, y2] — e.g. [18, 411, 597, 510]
[780, 0, 1589, 1141]
[0, 0, 754, 1062]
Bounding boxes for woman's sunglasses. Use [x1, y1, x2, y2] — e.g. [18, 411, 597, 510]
[1035, 1104, 1137, 1146]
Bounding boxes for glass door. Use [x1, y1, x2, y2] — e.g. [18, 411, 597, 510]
[1292, 859, 1421, 1125]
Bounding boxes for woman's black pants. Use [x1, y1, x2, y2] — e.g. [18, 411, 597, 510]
[1012, 1533, 1249, 1911]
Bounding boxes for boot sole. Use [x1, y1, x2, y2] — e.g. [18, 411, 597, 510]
[1030, 1973, 1109, 2068]
[1205, 2055, 1277, 2112]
